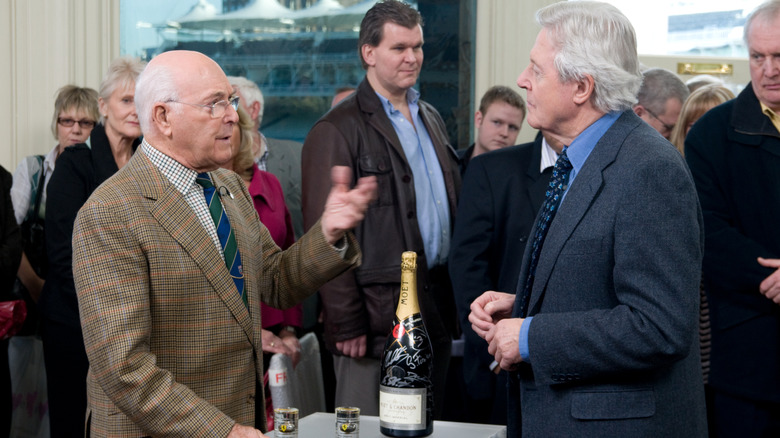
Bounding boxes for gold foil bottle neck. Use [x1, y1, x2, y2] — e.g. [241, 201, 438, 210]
[401, 251, 417, 272]
[397, 251, 420, 320]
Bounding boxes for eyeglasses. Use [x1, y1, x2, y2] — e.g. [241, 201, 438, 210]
[644, 107, 675, 134]
[167, 95, 240, 118]
[57, 118, 96, 129]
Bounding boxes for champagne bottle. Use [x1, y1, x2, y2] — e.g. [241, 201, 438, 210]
[379, 251, 434, 437]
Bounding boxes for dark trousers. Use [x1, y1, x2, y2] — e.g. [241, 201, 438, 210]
[710, 389, 780, 438]
[42, 318, 89, 438]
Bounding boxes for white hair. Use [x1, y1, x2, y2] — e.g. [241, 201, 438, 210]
[134, 60, 180, 135]
[537, 1, 642, 113]
[744, 0, 780, 45]
[228, 76, 264, 127]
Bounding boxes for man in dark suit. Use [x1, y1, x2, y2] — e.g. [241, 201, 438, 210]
[72, 50, 376, 437]
[685, 1, 780, 435]
[469, 2, 707, 437]
[457, 86, 526, 176]
[449, 132, 558, 424]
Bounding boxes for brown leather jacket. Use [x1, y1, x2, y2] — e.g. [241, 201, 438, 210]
[302, 78, 461, 357]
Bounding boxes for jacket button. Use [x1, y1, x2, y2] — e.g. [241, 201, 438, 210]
[402, 175, 411, 183]
[407, 211, 414, 219]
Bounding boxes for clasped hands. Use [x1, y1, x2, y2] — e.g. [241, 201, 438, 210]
[469, 291, 525, 371]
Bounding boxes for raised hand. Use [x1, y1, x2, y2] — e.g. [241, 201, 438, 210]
[320, 166, 377, 245]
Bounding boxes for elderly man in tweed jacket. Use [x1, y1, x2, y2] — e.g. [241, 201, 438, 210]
[72, 50, 376, 438]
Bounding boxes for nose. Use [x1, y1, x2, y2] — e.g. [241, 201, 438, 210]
[225, 103, 239, 123]
[405, 48, 418, 63]
[517, 65, 532, 89]
[764, 56, 780, 78]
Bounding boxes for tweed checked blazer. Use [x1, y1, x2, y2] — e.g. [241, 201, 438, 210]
[72, 151, 359, 437]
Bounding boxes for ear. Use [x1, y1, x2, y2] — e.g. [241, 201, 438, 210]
[474, 110, 484, 127]
[632, 104, 645, 117]
[152, 103, 173, 137]
[98, 97, 107, 118]
[361, 44, 376, 67]
[572, 74, 595, 106]
[249, 100, 261, 125]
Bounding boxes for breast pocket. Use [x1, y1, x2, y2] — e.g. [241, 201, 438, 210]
[359, 154, 395, 207]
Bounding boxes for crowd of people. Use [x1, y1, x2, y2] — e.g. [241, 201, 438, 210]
[1, 0, 779, 437]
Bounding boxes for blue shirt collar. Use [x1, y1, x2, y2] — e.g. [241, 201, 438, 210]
[375, 87, 420, 113]
[565, 111, 621, 175]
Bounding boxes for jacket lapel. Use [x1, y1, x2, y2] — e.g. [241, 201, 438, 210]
[132, 153, 254, 341]
[526, 111, 637, 314]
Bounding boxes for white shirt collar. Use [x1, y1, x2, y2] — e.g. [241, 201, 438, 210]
[540, 136, 559, 173]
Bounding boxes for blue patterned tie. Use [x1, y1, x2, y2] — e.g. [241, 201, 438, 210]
[196, 173, 246, 307]
[518, 149, 572, 317]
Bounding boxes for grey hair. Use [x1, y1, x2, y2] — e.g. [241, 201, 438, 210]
[134, 60, 180, 135]
[744, 0, 780, 45]
[98, 57, 146, 123]
[228, 76, 264, 127]
[636, 68, 690, 115]
[536, 1, 642, 113]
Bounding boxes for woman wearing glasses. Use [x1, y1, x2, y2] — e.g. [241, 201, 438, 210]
[41, 56, 145, 437]
[10, 85, 99, 321]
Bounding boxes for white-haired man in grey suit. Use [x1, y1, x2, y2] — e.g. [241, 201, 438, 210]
[469, 2, 707, 437]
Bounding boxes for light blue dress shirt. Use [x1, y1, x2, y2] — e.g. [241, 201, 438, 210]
[376, 88, 451, 269]
[519, 111, 621, 362]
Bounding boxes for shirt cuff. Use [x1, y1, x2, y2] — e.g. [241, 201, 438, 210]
[518, 316, 533, 363]
[331, 235, 348, 259]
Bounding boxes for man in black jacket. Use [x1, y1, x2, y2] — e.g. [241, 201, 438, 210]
[449, 132, 559, 424]
[457, 86, 526, 177]
[685, 1, 780, 435]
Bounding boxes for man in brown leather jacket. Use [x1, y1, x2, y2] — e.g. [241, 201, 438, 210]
[301, 0, 460, 417]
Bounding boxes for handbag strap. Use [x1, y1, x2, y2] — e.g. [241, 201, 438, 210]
[29, 155, 46, 221]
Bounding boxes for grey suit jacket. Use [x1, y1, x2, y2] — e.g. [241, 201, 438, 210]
[509, 111, 707, 437]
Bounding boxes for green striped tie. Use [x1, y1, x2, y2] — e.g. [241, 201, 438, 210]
[196, 173, 246, 307]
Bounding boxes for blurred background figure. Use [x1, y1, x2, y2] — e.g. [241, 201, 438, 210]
[41, 57, 145, 438]
[221, 105, 302, 428]
[228, 76, 304, 240]
[685, 74, 725, 93]
[685, 1, 780, 436]
[633, 67, 690, 139]
[670, 84, 735, 155]
[669, 82, 734, 431]
[1, 163, 22, 438]
[8, 84, 98, 436]
[458, 85, 526, 176]
[11, 85, 99, 333]
[331, 86, 355, 108]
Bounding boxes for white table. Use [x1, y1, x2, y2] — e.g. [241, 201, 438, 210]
[266, 412, 506, 438]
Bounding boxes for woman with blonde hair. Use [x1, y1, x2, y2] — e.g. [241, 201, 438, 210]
[10, 85, 99, 317]
[670, 84, 735, 155]
[221, 106, 301, 428]
[41, 56, 145, 437]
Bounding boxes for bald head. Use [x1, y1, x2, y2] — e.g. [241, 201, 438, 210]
[135, 50, 239, 172]
[136, 51, 228, 136]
